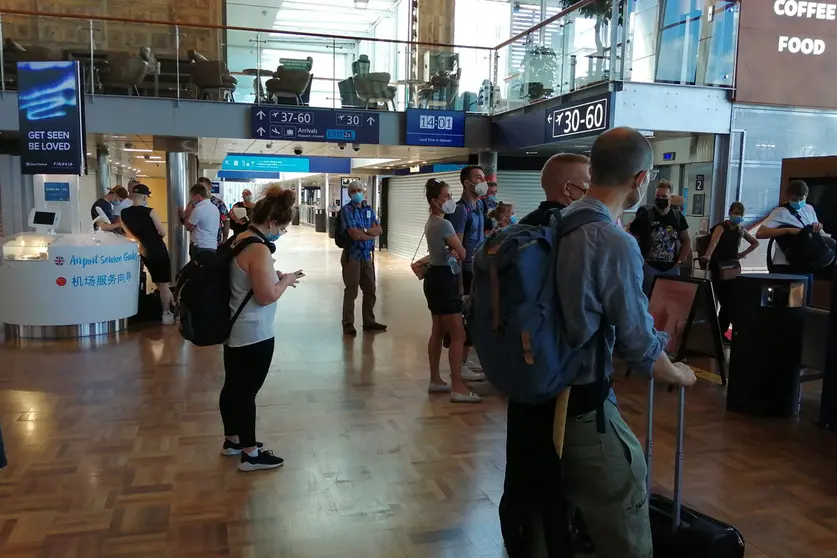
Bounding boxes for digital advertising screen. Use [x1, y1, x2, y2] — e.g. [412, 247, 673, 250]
[17, 61, 85, 175]
[648, 277, 700, 357]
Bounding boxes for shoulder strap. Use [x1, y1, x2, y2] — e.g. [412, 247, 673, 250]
[784, 202, 806, 227]
[229, 236, 269, 329]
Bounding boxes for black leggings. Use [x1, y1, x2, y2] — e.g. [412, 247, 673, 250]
[220, 338, 275, 447]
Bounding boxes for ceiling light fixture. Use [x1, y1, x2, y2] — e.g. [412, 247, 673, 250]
[525, 151, 538, 155]
[122, 148, 153, 153]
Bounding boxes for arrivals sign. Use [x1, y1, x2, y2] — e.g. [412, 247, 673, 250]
[17, 61, 86, 175]
[249, 106, 380, 144]
[736, 1, 837, 109]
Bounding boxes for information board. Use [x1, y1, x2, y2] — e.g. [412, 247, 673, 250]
[250, 107, 380, 144]
[17, 61, 86, 175]
[544, 94, 610, 143]
[405, 109, 466, 147]
[44, 181, 70, 202]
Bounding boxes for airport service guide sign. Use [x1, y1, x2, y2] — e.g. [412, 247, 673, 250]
[17, 61, 86, 175]
[736, 1, 837, 109]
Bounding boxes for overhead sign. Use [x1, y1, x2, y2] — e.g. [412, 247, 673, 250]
[17, 61, 86, 175]
[250, 107, 380, 144]
[545, 94, 610, 142]
[695, 174, 705, 191]
[405, 109, 466, 147]
[218, 154, 352, 179]
[44, 181, 70, 202]
[736, 1, 837, 108]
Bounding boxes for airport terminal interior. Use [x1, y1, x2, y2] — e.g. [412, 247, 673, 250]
[2, 1, 837, 557]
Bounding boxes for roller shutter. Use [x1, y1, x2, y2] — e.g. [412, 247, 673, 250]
[386, 172, 462, 259]
[494, 171, 543, 218]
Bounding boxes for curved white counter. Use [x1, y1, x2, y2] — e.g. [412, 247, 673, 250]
[0, 232, 140, 338]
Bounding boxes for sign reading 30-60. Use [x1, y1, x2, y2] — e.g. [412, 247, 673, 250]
[545, 95, 611, 143]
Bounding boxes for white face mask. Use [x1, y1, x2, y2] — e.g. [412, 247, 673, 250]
[473, 181, 489, 196]
[625, 172, 650, 213]
[441, 199, 457, 214]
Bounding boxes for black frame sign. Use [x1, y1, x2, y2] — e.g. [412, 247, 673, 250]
[17, 61, 86, 175]
[544, 94, 611, 143]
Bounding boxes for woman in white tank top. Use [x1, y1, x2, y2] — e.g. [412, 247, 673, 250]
[220, 186, 303, 472]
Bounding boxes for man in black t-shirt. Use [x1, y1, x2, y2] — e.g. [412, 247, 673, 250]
[628, 180, 691, 293]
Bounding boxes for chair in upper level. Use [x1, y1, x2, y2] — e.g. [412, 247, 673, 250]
[99, 53, 149, 96]
[265, 67, 312, 106]
[353, 72, 396, 110]
[187, 50, 237, 101]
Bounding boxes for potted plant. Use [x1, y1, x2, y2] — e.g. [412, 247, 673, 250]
[562, 0, 624, 81]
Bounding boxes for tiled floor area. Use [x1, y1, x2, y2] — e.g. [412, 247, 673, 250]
[1, 226, 836, 557]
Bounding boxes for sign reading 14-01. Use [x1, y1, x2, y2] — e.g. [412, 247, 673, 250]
[406, 109, 466, 147]
[545, 94, 610, 142]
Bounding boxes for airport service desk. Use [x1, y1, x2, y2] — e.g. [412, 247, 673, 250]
[0, 232, 140, 339]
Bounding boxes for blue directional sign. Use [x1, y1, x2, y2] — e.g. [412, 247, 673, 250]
[250, 106, 380, 144]
[405, 109, 466, 147]
[544, 94, 611, 143]
[218, 154, 352, 180]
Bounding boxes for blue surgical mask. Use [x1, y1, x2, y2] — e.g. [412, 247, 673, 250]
[350, 192, 364, 204]
[729, 215, 743, 225]
[488, 195, 496, 202]
[510, 215, 518, 224]
[789, 200, 806, 210]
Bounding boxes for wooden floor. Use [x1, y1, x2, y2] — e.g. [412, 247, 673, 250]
[1, 226, 837, 558]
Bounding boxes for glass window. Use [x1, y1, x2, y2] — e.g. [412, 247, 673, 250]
[655, 0, 702, 84]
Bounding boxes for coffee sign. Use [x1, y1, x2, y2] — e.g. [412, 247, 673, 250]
[736, 1, 837, 109]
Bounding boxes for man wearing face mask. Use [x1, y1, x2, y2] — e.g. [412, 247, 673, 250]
[339, 181, 387, 336]
[519, 153, 590, 226]
[554, 127, 696, 558]
[446, 165, 489, 378]
[231, 189, 256, 238]
[629, 180, 691, 294]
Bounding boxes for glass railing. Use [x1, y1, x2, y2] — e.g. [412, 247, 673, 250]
[490, 0, 739, 114]
[0, 9, 494, 113]
[0, 2, 738, 116]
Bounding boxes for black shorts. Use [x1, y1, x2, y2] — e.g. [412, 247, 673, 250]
[143, 252, 172, 284]
[423, 266, 462, 316]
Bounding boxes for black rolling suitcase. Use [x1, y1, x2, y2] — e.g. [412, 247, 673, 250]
[645, 379, 745, 557]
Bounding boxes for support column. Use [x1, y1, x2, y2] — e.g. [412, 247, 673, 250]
[0, 154, 32, 236]
[297, 178, 302, 206]
[187, 154, 198, 188]
[414, 0, 455, 81]
[478, 151, 498, 182]
[367, 175, 378, 216]
[323, 173, 331, 209]
[166, 152, 190, 278]
[96, 147, 110, 197]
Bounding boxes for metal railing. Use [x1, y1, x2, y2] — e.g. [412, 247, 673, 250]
[0, 1, 739, 115]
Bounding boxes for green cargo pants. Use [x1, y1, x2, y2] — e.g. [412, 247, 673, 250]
[561, 400, 652, 558]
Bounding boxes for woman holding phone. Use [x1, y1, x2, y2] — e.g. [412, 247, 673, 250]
[220, 186, 303, 472]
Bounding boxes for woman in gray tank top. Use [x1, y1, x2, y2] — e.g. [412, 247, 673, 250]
[422, 179, 481, 403]
[220, 187, 303, 472]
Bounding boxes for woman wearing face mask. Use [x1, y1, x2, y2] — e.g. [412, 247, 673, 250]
[221, 186, 304, 472]
[488, 202, 516, 231]
[423, 179, 482, 403]
[701, 201, 759, 340]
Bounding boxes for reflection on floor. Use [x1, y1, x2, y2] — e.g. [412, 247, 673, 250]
[1, 226, 836, 558]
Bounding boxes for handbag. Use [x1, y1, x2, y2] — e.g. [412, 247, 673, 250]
[410, 233, 430, 280]
[715, 259, 741, 281]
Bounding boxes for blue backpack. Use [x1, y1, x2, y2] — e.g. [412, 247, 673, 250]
[466, 209, 608, 405]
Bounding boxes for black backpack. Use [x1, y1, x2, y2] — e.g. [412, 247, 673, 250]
[175, 235, 270, 346]
[773, 203, 836, 272]
[333, 208, 351, 249]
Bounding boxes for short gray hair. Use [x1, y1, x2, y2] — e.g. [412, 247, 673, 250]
[348, 180, 365, 191]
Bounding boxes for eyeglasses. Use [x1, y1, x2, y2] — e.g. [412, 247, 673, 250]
[648, 169, 660, 180]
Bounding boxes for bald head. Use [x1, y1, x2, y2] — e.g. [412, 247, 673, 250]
[590, 127, 653, 187]
[540, 153, 590, 206]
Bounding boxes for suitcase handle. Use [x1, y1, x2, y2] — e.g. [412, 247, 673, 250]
[645, 377, 686, 533]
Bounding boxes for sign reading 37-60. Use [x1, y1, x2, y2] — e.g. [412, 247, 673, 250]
[545, 94, 611, 142]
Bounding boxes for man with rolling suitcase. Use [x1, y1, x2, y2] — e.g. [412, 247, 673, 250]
[555, 127, 697, 558]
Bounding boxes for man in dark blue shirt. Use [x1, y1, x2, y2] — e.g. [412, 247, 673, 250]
[340, 181, 386, 336]
[446, 165, 488, 378]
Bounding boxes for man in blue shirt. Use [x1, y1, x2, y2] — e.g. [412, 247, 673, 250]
[446, 165, 488, 379]
[556, 127, 697, 557]
[340, 181, 386, 336]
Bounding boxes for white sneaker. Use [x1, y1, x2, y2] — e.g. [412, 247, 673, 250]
[162, 311, 176, 325]
[461, 368, 485, 382]
[450, 391, 482, 403]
